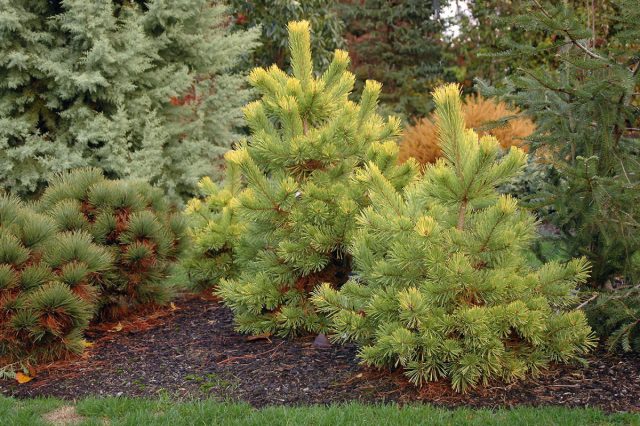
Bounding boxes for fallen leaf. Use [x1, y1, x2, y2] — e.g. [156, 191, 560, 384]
[110, 322, 123, 332]
[246, 332, 272, 342]
[82, 340, 94, 348]
[170, 302, 178, 311]
[15, 372, 33, 384]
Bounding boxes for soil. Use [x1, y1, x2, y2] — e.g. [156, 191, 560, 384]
[1, 295, 638, 413]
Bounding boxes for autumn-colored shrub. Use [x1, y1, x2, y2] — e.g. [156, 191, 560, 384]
[0, 194, 111, 365]
[37, 169, 187, 319]
[399, 95, 535, 165]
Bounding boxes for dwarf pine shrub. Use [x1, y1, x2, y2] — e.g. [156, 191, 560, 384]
[312, 84, 595, 392]
[183, 156, 245, 291]
[0, 194, 111, 364]
[37, 169, 187, 319]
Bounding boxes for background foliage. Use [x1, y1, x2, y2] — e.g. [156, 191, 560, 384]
[230, 0, 345, 72]
[450, 0, 619, 86]
[481, 0, 640, 288]
[338, 0, 454, 119]
[0, 0, 258, 201]
[585, 286, 640, 353]
[398, 95, 535, 165]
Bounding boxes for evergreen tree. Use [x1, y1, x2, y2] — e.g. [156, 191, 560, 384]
[230, 0, 344, 71]
[398, 93, 545, 205]
[0, 0, 259, 200]
[0, 194, 111, 365]
[37, 169, 187, 319]
[312, 84, 594, 392]
[338, 0, 453, 119]
[215, 21, 417, 336]
[480, 0, 640, 287]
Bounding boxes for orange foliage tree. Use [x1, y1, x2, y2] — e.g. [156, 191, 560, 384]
[399, 95, 535, 166]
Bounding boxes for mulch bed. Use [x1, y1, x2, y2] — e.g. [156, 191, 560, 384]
[1, 295, 639, 412]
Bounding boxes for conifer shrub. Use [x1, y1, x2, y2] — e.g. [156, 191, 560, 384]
[585, 286, 640, 353]
[312, 84, 595, 392]
[37, 169, 187, 319]
[183, 157, 245, 291]
[214, 21, 417, 336]
[0, 194, 111, 365]
[398, 95, 535, 166]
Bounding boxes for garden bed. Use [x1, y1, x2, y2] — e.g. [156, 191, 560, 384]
[1, 295, 638, 413]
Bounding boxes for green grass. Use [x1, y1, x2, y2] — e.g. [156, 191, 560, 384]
[1, 396, 638, 426]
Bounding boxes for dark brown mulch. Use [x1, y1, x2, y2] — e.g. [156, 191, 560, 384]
[1, 295, 639, 413]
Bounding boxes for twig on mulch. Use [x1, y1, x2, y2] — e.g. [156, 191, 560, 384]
[27, 362, 110, 390]
[87, 306, 177, 341]
[217, 342, 286, 365]
[338, 373, 364, 386]
[547, 384, 582, 388]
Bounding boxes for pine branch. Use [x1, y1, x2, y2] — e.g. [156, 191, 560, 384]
[518, 68, 576, 97]
[576, 292, 598, 310]
[531, 0, 608, 62]
[612, 60, 640, 148]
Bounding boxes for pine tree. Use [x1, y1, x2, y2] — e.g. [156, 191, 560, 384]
[37, 169, 187, 319]
[312, 84, 594, 392]
[338, 0, 453, 119]
[0, 194, 111, 365]
[0, 0, 259, 201]
[214, 21, 417, 336]
[183, 155, 245, 291]
[480, 0, 640, 287]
